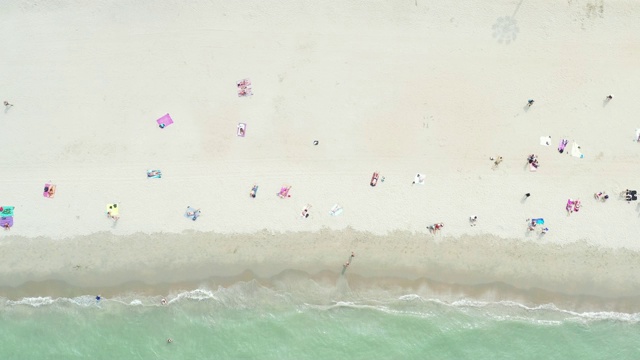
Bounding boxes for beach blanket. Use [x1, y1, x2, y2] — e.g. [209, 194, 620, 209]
[147, 170, 162, 179]
[566, 199, 575, 212]
[237, 123, 246, 137]
[106, 204, 119, 217]
[413, 173, 425, 185]
[43, 183, 56, 198]
[635, 129, 640, 142]
[558, 139, 568, 153]
[570, 142, 584, 158]
[539, 136, 551, 146]
[329, 204, 343, 216]
[237, 78, 253, 97]
[0, 206, 15, 217]
[156, 113, 174, 128]
[0, 216, 13, 228]
[278, 186, 291, 198]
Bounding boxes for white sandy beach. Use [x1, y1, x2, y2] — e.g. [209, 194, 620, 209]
[2, 0, 640, 306]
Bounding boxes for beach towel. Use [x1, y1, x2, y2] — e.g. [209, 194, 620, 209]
[0, 216, 13, 228]
[43, 183, 56, 198]
[278, 186, 291, 198]
[250, 185, 258, 198]
[539, 136, 551, 146]
[237, 123, 246, 137]
[570, 142, 584, 158]
[370, 172, 379, 187]
[532, 218, 544, 225]
[413, 173, 425, 185]
[106, 204, 119, 217]
[329, 204, 343, 216]
[301, 204, 312, 218]
[529, 163, 537, 172]
[147, 170, 162, 179]
[0, 206, 15, 217]
[156, 113, 174, 128]
[558, 139, 568, 153]
[635, 129, 640, 142]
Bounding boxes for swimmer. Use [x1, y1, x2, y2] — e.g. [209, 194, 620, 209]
[167, 338, 173, 344]
[161, 298, 167, 305]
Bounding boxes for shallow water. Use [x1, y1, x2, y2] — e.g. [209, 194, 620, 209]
[1, 277, 639, 359]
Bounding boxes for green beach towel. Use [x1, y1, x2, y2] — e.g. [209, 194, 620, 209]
[0, 206, 15, 217]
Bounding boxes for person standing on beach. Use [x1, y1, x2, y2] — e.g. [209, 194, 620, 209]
[3, 101, 12, 108]
[527, 99, 535, 107]
[606, 94, 614, 100]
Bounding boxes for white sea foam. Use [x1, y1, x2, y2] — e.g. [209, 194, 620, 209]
[2, 281, 639, 324]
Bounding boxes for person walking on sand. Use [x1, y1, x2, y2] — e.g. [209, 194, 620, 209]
[527, 99, 535, 107]
[606, 94, 614, 100]
[469, 215, 478, 226]
[3, 101, 12, 108]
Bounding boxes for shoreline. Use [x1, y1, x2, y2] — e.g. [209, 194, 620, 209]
[1, 229, 640, 312]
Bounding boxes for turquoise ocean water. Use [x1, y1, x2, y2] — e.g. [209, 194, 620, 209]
[1, 278, 639, 359]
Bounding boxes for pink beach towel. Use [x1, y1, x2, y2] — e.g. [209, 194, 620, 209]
[156, 114, 174, 128]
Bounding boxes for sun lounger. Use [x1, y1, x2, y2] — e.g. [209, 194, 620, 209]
[237, 123, 246, 137]
[370, 172, 379, 187]
[43, 183, 56, 198]
[278, 186, 291, 198]
[0, 206, 15, 217]
[156, 113, 174, 129]
[147, 170, 162, 179]
[250, 185, 258, 198]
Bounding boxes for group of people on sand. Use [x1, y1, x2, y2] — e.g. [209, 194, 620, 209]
[527, 154, 540, 169]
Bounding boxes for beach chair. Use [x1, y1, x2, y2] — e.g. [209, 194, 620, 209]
[370, 172, 379, 187]
[43, 183, 56, 198]
[278, 186, 291, 198]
